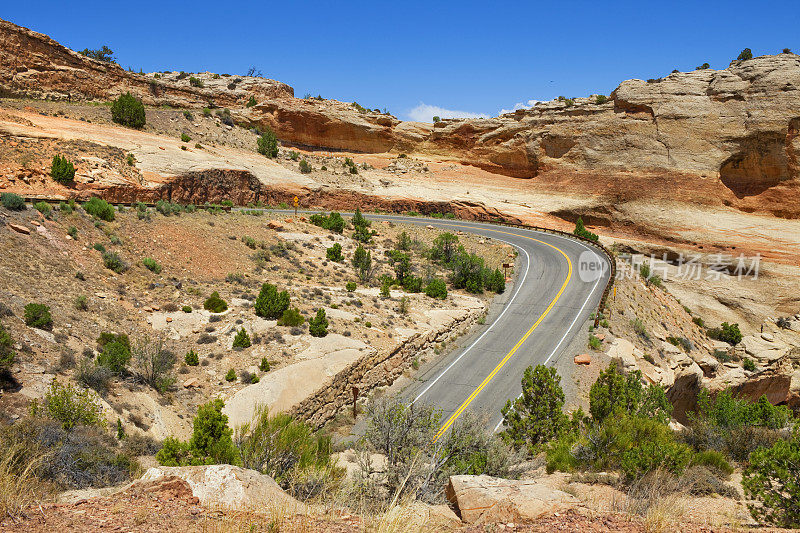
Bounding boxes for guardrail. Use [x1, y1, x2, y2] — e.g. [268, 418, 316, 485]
[13, 196, 614, 325]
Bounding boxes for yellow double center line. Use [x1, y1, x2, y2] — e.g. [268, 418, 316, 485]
[430, 225, 573, 441]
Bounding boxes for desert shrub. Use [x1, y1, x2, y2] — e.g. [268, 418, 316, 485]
[259, 358, 270, 372]
[501, 365, 570, 454]
[589, 363, 672, 424]
[279, 307, 304, 327]
[346, 281, 356, 292]
[743, 358, 756, 371]
[79, 45, 115, 62]
[595, 94, 608, 104]
[386, 250, 411, 281]
[204, 291, 228, 313]
[631, 317, 649, 340]
[235, 406, 340, 498]
[182, 305, 192, 313]
[111, 92, 146, 128]
[690, 450, 733, 476]
[0, 322, 16, 373]
[184, 350, 199, 366]
[97, 337, 131, 374]
[239, 370, 259, 384]
[573, 217, 598, 241]
[188, 76, 204, 87]
[737, 48, 753, 61]
[309, 212, 345, 233]
[351, 245, 374, 282]
[299, 159, 311, 173]
[202, 107, 212, 117]
[246, 95, 257, 107]
[484, 268, 506, 293]
[24, 303, 52, 330]
[256, 126, 279, 158]
[33, 379, 105, 430]
[742, 429, 800, 527]
[102, 251, 128, 273]
[326, 243, 343, 261]
[51, 155, 75, 184]
[232, 328, 251, 349]
[225, 369, 236, 381]
[430, 232, 459, 264]
[450, 248, 486, 293]
[588, 334, 602, 350]
[402, 275, 423, 293]
[425, 278, 448, 299]
[76, 358, 112, 393]
[67, 225, 78, 239]
[180, 132, 191, 142]
[254, 283, 290, 319]
[74, 294, 88, 311]
[308, 309, 328, 337]
[396, 231, 412, 251]
[351, 208, 375, 243]
[34, 201, 52, 218]
[707, 322, 742, 345]
[84, 197, 115, 221]
[156, 399, 238, 466]
[132, 337, 176, 393]
[142, 257, 162, 274]
[1, 192, 25, 210]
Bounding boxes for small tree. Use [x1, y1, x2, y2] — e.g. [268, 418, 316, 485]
[84, 197, 115, 221]
[24, 303, 52, 330]
[425, 278, 447, 299]
[1, 192, 25, 210]
[326, 243, 343, 261]
[308, 309, 329, 337]
[279, 308, 304, 327]
[97, 337, 132, 374]
[111, 92, 146, 129]
[737, 48, 753, 61]
[0, 321, 16, 373]
[430, 233, 459, 263]
[39, 379, 105, 430]
[396, 231, 412, 251]
[259, 358, 270, 372]
[742, 429, 800, 527]
[157, 399, 238, 466]
[299, 159, 312, 174]
[501, 365, 569, 454]
[573, 217, 598, 242]
[595, 94, 608, 104]
[352, 245, 374, 283]
[79, 45, 115, 63]
[185, 350, 199, 366]
[257, 126, 279, 158]
[707, 322, 743, 345]
[204, 291, 228, 313]
[133, 337, 176, 392]
[51, 155, 76, 184]
[696, 62, 711, 70]
[254, 283, 290, 319]
[432, 116, 441, 123]
[232, 328, 251, 348]
[589, 363, 672, 424]
[386, 250, 411, 282]
[246, 95, 257, 107]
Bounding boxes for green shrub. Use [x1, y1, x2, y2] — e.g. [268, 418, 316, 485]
[429, 233, 459, 264]
[225, 369, 236, 382]
[742, 429, 800, 527]
[156, 399, 238, 466]
[308, 309, 329, 337]
[595, 94, 608, 104]
[67, 226, 78, 239]
[34, 201, 52, 218]
[386, 250, 411, 281]
[24, 303, 52, 330]
[0, 322, 15, 372]
[182, 305, 192, 313]
[573, 217, 598, 242]
[84, 197, 115, 221]
[485, 268, 506, 293]
[450, 248, 486, 293]
[309, 212, 345, 233]
[743, 358, 756, 371]
[298, 159, 312, 173]
[97, 337, 131, 374]
[76, 358, 112, 393]
[588, 334, 602, 350]
[326, 243, 343, 261]
[425, 278, 447, 299]
[74, 294, 88, 311]
[93, 242, 106, 253]
[351, 245, 373, 283]
[142, 257, 161, 274]
[351, 208, 375, 243]
[204, 291, 228, 313]
[589, 363, 672, 424]
[51, 155, 76, 184]
[184, 350, 199, 366]
[402, 275, 423, 293]
[254, 283, 290, 319]
[246, 95, 257, 107]
[0, 193, 25, 210]
[35, 379, 105, 430]
[102, 251, 128, 273]
[110, 92, 146, 128]
[707, 322, 742, 345]
[232, 328, 251, 349]
[346, 281, 356, 292]
[202, 107, 212, 117]
[696, 62, 711, 70]
[690, 450, 733, 476]
[279, 307, 304, 327]
[180, 132, 191, 142]
[620, 437, 693, 481]
[737, 48, 753, 61]
[257, 127, 279, 158]
[259, 357, 270, 372]
[501, 365, 570, 454]
[189, 76, 204, 87]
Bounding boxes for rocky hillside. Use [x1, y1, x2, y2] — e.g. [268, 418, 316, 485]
[2, 18, 798, 218]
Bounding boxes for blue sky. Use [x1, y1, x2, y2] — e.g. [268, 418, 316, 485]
[4, 1, 799, 121]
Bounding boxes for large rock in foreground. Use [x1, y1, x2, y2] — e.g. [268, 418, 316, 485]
[139, 464, 300, 511]
[445, 475, 579, 524]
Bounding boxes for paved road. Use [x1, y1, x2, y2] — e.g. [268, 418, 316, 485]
[369, 216, 611, 436]
[249, 210, 610, 436]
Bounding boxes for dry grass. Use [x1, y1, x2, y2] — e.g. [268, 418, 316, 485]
[0, 443, 48, 521]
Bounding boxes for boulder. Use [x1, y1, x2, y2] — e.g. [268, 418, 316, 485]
[667, 358, 705, 423]
[574, 353, 591, 365]
[8, 223, 30, 235]
[139, 465, 300, 511]
[445, 475, 579, 524]
[267, 221, 284, 230]
[607, 338, 636, 370]
[741, 335, 788, 362]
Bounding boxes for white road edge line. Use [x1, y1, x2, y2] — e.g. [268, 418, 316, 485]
[492, 247, 606, 433]
[411, 239, 532, 405]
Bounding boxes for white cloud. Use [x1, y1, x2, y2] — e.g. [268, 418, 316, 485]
[498, 99, 543, 116]
[407, 103, 488, 123]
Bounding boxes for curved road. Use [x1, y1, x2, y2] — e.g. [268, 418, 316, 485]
[368, 215, 611, 436]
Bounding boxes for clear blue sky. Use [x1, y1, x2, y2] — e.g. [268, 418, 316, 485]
[5, 1, 799, 121]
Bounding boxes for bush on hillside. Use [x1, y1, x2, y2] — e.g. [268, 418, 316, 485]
[425, 278, 447, 299]
[51, 155, 76, 184]
[256, 127, 278, 158]
[0, 322, 15, 373]
[589, 363, 672, 424]
[309, 212, 345, 233]
[254, 283, 290, 320]
[34, 201, 52, 218]
[707, 322, 742, 345]
[32, 379, 105, 430]
[326, 243, 343, 262]
[24, 303, 52, 330]
[308, 309, 328, 337]
[132, 337, 176, 393]
[84, 197, 115, 221]
[156, 399, 238, 466]
[278, 307, 304, 327]
[102, 251, 128, 273]
[737, 48, 753, 61]
[232, 328, 251, 349]
[204, 291, 228, 313]
[96, 335, 131, 374]
[184, 349, 199, 366]
[430, 233, 459, 264]
[1, 192, 25, 210]
[142, 257, 162, 274]
[351, 245, 373, 282]
[742, 429, 800, 528]
[111, 92, 146, 129]
[299, 159, 312, 174]
[573, 217, 599, 242]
